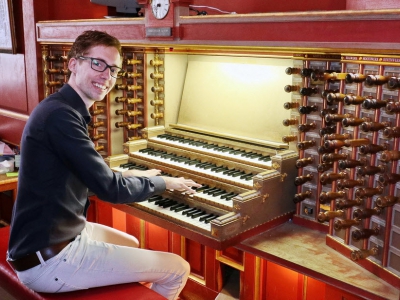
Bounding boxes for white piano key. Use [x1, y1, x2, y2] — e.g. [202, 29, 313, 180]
[133, 151, 253, 188]
[151, 136, 272, 167]
[135, 200, 212, 232]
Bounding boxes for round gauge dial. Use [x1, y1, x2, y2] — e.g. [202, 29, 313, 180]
[151, 0, 170, 20]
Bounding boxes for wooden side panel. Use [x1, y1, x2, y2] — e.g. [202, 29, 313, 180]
[306, 276, 326, 300]
[126, 214, 142, 244]
[325, 284, 365, 300]
[145, 222, 169, 252]
[186, 239, 205, 278]
[265, 261, 299, 299]
[242, 252, 257, 300]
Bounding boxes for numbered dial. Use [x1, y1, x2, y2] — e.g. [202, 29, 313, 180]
[151, 0, 170, 19]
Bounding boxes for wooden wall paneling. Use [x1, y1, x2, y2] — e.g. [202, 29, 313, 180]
[92, 197, 113, 227]
[242, 252, 257, 300]
[265, 261, 300, 299]
[324, 284, 365, 300]
[145, 221, 170, 251]
[189, 0, 346, 15]
[126, 213, 142, 244]
[219, 246, 244, 266]
[112, 208, 126, 232]
[185, 239, 205, 278]
[305, 276, 325, 300]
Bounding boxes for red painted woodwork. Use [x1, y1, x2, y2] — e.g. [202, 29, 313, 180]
[242, 252, 257, 300]
[186, 239, 205, 278]
[189, 0, 346, 15]
[126, 213, 142, 242]
[347, 0, 400, 10]
[220, 247, 244, 265]
[265, 261, 299, 299]
[146, 222, 170, 251]
[306, 277, 326, 300]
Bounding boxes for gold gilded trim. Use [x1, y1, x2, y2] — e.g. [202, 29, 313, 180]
[216, 250, 244, 271]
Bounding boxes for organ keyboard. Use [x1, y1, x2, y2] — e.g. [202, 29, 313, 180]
[103, 55, 298, 249]
[107, 125, 297, 249]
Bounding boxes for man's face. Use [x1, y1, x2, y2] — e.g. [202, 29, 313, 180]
[68, 45, 121, 105]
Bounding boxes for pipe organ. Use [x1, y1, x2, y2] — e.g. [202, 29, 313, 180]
[35, 8, 400, 298]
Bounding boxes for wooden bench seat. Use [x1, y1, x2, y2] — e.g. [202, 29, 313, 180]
[0, 226, 166, 300]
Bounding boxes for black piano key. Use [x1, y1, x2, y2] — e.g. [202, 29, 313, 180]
[195, 185, 210, 192]
[231, 170, 245, 177]
[225, 193, 237, 200]
[223, 169, 238, 175]
[220, 192, 235, 199]
[212, 190, 227, 197]
[191, 211, 207, 218]
[182, 207, 198, 215]
[202, 187, 218, 194]
[204, 187, 221, 195]
[185, 159, 201, 165]
[148, 195, 163, 202]
[203, 144, 216, 149]
[170, 203, 185, 210]
[174, 205, 190, 212]
[202, 163, 217, 170]
[204, 215, 219, 223]
[161, 200, 177, 208]
[242, 174, 254, 181]
[155, 198, 169, 205]
[240, 173, 253, 180]
[259, 155, 271, 161]
[186, 209, 202, 217]
[199, 213, 215, 222]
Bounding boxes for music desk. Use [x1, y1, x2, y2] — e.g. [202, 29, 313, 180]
[0, 174, 17, 202]
[238, 221, 399, 300]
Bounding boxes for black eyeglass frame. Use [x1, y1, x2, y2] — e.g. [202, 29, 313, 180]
[77, 56, 124, 78]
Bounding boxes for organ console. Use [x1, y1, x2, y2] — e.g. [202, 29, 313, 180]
[35, 13, 400, 298]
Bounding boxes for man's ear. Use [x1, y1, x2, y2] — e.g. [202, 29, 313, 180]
[68, 57, 77, 74]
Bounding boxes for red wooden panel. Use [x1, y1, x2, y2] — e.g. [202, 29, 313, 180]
[126, 214, 142, 243]
[220, 247, 243, 265]
[146, 222, 169, 252]
[347, 0, 400, 10]
[0, 54, 27, 112]
[94, 198, 113, 227]
[242, 253, 257, 300]
[190, 0, 346, 15]
[306, 276, 326, 300]
[265, 261, 299, 299]
[186, 239, 205, 277]
[47, 0, 108, 20]
[181, 20, 400, 44]
[86, 199, 98, 223]
[112, 208, 126, 232]
[325, 284, 365, 300]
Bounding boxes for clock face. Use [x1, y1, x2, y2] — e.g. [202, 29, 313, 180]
[151, 0, 170, 20]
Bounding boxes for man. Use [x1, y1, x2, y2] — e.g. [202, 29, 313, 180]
[7, 30, 201, 300]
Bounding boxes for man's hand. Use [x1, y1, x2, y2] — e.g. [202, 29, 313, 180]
[122, 169, 162, 178]
[161, 176, 202, 194]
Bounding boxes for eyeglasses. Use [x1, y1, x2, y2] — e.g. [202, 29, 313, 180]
[78, 56, 123, 78]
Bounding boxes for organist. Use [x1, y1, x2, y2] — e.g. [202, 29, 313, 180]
[6, 30, 201, 300]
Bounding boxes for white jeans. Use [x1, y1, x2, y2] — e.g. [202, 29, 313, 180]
[16, 222, 190, 300]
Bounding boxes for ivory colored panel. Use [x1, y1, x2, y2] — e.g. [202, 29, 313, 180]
[177, 56, 292, 143]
